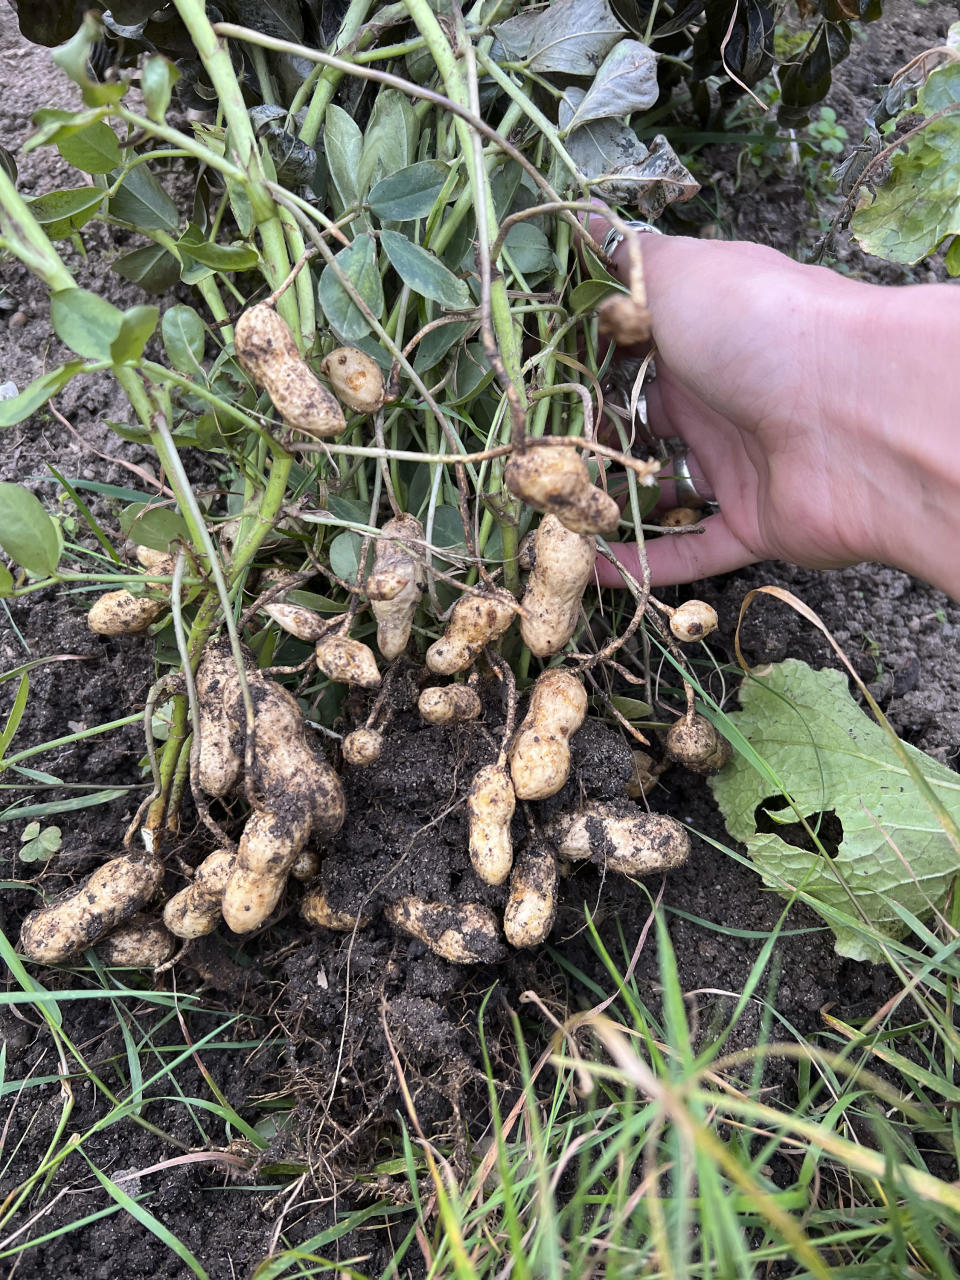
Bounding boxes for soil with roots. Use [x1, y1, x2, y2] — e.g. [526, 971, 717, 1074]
[2, 1, 960, 1276]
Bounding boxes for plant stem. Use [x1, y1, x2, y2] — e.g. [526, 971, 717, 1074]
[298, 0, 376, 147]
[0, 166, 75, 292]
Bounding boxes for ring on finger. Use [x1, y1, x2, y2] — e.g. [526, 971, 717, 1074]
[674, 449, 710, 509]
[600, 219, 664, 259]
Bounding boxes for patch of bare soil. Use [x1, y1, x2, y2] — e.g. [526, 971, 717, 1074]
[2, 2, 959, 1276]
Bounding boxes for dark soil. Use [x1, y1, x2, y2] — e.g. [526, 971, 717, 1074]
[2, 2, 959, 1277]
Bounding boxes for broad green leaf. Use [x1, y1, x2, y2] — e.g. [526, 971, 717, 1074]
[356, 90, 418, 200]
[710, 659, 960, 961]
[430, 506, 466, 556]
[317, 234, 384, 341]
[368, 161, 449, 221]
[25, 188, 104, 240]
[0, 364, 82, 428]
[413, 320, 473, 373]
[109, 163, 179, 232]
[324, 104, 363, 212]
[113, 243, 180, 293]
[329, 529, 362, 580]
[56, 121, 122, 173]
[570, 278, 622, 312]
[497, 0, 624, 73]
[946, 236, 960, 276]
[119, 504, 190, 551]
[503, 222, 555, 277]
[110, 305, 158, 365]
[0, 483, 60, 576]
[178, 223, 259, 271]
[141, 54, 179, 123]
[51, 289, 123, 359]
[562, 39, 659, 131]
[380, 230, 472, 309]
[851, 64, 960, 265]
[0, 565, 12, 596]
[162, 304, 206, 373]
[52, 14, 126, 106]
[610, 696, 653, 720]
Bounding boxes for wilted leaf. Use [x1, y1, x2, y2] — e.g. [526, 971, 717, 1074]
[497, 0, 625, 73]
[25, 187, 104, 239]
[368, 161, 450, 221]
[711, 659, 960, 961]
[562, 40, 659, 131]
[380, 230, 473, 309]
[51, 289, 124, 359]
[52, 13, 126, 106]
[0, 482, 60, 576]
[141, 55, 180, 123]
[318, 233, 384, 341]
[0, 145, 15, 184]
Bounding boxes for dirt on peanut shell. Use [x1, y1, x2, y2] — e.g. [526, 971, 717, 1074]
[2, 0, 959, 1276]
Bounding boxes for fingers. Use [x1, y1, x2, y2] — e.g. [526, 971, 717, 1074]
[596, 512, 759, 588]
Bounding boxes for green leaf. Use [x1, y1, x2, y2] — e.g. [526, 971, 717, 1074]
[177, 223, 259, 271]
[380, 230, 472, 309]
[503, 222, 555, 277]
[329, 530, 363, 580]
[0, 144, 16, 184]
[0, 364, 83, 428]
[56, 121, 122, 173]
[317, 233, 384, 341]
[25, 187, 104, 240]
[21, 822, 40, 842]
[946, 236, 960, 276]
[113, 243, 180, 293]
[0, 565, 12, 597]
[119, 504, 190, 551]
[51, 289, 123, 359]
[357, 89, 419, 200]
[162, 304, 206, 373]
[0, 674, 29, 759]
[141, 54, 179, 123]
[0, 483, 60, 576]
[110, 305, 159, 365]
[368, 160, 449, 221]
[710, 659, 960, 961]
[109, 163, 180, 232]
[413, 320, 473, 373]
[324, 104, 363, 212]
[52, 13, 126, 107]
[610, 696, 653, 720]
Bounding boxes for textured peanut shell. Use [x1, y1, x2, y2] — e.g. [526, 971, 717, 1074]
[320, 346, 385, 414]
[290, 848, 321, 882]
[385, 897, 505, 964]
[87, 590, 166, 635]
[520, 515, 596, 657]
[504, 845, 557, 948]
[134, 545, 176, 575]
[509, 669, 587, 800]
[425, 589, 518, 675]
[163, 850, 234, 939]
[221, 866, 287, 934]
[467, 763, 515, 885]
[548, 801, 690, 875]
[504, 448, 619, 536]
[669, 600, 718, 643]
[301, 888, 372, 931]
[97, 914, 176, 967]
[665, 714, 732, 774]
[234, 304, 346, 439]
[195, 642, 243, 798]
[20, 854, 164, 964]
[315, 635, 381, 688]
[418, 685, 482, 726]
[263, 601, 328, 642]
[367, 515, 425, 659]
[660, 507, 699, 527]
[342, 728, 383, 766]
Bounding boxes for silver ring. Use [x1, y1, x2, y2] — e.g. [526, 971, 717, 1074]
[674, 450, 707, 508]
[600, 219, 663, 259]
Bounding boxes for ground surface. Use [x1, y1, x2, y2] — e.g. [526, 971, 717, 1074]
[1, 2, 959, 1276]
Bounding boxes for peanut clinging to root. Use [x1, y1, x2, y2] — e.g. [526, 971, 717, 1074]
[425, 588, 518, 675]
[97, 914, 176, 967]
[504, 845, 557, 948]
[301, 887, 372, 931]
[505, 447, 619, 536]
[320, 346, 386, 414]
[234, 304, 346, 439]
[164, 850, 235, 940]
[520, 515, 596, 657]
[669, 600, 718, 643]
[20, 853, 164, 964]
[342, 728, 383, 766]
[467, 763, 515, 885]
[509, 668, 587, 800]
[366, 514, 425, 660]
[385, 897, 505, 964]
[263, 601, 328, 643]
[315, 635, 381, 688]
[665, 714, 732, 774]
[195, 643, 243, 798]
[418, 684, 482, 725]
[547, 801, 690, 876]
[87, 590, 167, 635]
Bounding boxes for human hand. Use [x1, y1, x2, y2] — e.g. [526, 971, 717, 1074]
[589, 219, 960, 599]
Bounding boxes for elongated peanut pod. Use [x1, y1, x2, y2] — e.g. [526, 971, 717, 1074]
[20, 854, 164, 964]
[418, 685, 482, 725]
[385, 897, 505, 964]
[366, 514, 425, 660]
[505, 448, 619, 536]
[320, 346, 385, 413]
[234, 304, 346, 439]
[315, 635, 381, 688]
[467, 763, 515, 885]
[87, 590, 166, 635]
[195, 642, 243, 797]
[547, 801, 690, 875]
[301, 888, 372, 931]
[520, 515, 596, 657]
[221, 866, 287, 934]
[504, 845, 557, 948]
[509, 669, 587, 800]
[425, 589, 518, 675]
[134, 545, 176, 575]
[163, 850, 235, 939]
[263, 601, 328, 642]
[98, 914, 176, 967]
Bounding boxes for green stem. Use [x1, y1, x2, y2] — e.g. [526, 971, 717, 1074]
[298, 0, 376, 147]
[0, 166, 75, 292]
